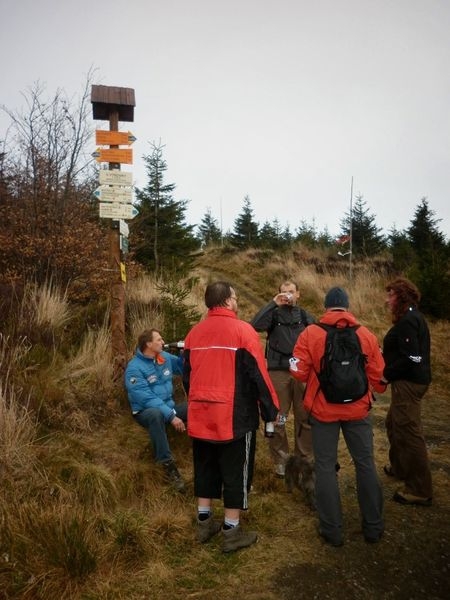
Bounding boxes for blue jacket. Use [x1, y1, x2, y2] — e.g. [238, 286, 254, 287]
[124, 349, 183, 421]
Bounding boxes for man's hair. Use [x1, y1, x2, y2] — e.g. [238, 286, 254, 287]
[137, 329, 161, 352]
[386, 277, 421, 322]
[279, 280, 298, 292]
[205, 281, 233, 308]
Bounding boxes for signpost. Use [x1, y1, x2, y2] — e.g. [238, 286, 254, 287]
[95, 130, 136, 146]
[92, 148, 133, 164]
[99, 170, 132, 186]
[91, 84, 135, 380]
[94, 186, 133, 204]
[119, 220, 129, 237]
[99, 202, 139, 220]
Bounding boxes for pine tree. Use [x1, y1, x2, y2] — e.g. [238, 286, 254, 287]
[340, 194, 386, 257]
[197, 207, 222, 246]
[295, 220, 317, 248]
[406, 199, 449, 318]
[231, 195, 259, 248]
[259, 218, 290, 249]
[388, 226, 415, 272]
[132, 142, 197, 275]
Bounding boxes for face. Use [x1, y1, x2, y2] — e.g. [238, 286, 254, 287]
[145, 331, 164, 356]
[386, 289, 397, 312]
[280, 283, 299, 305]
[226, 287, 238, 314]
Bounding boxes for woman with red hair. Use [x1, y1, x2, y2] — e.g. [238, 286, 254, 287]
[382, 278, 432, 506]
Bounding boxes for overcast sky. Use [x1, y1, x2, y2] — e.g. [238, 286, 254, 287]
[1, 0, 449, 239]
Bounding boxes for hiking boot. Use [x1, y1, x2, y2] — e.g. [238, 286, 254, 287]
[196, 515, 221, 543]
[162, 460, 185, 493]
[275, 463, 285, 478]
[222, 524, 257, 553]
[393, 489, 432, 507]
[318, 528, 343, 547]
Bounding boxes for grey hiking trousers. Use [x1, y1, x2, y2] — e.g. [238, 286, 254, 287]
[310, 415, 384, 545]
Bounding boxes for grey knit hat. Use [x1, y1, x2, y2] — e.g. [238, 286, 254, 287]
[324, 287, 349, 309]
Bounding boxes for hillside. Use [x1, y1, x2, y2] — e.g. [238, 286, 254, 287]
[0, 247, 449, 599]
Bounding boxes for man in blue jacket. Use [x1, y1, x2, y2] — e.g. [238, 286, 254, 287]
[125, 328, 187, 492]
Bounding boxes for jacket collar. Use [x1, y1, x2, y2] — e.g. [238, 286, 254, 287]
[207, 307, 238, 319]
[320, 309, 359, 328]
[136, 348, 166, 364]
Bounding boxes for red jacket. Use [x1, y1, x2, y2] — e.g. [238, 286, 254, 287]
[183, 307, 280, 442]
[290, 309, 386, 422]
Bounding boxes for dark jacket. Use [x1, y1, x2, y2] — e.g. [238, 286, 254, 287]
[250, 301, 315, 370]
[383, 307, 431, 384]
[183, 307, 279, 442]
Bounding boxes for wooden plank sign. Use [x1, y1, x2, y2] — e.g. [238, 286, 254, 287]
[95, 130, 136, 146]
[93, 148, 133, 164]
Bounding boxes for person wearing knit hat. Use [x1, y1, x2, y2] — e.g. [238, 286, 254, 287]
[289, 287, 386, 547]
[324, 287, 349, 310]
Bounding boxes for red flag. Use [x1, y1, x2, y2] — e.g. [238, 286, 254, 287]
[336, 235, 350, 245]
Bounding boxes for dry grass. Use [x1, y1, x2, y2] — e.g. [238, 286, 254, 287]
[0, 382, 37, 478]
[0, 248, 448, 599]
[62, 324, 113, 390]
[31, 280, 70, 330]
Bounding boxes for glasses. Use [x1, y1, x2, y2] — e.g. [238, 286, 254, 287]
[230, 295, 238, 301]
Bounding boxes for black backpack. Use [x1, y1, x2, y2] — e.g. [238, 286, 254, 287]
[316, 323, 368, 404]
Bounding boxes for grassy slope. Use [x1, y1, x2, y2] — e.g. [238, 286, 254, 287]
[3, 247, 449, 599]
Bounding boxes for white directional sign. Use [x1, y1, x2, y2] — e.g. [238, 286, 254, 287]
[119, 220, 129, 237]
[94, 186, 133, 204]
[99, 202, 139, 220]
[99, 170, 133, 186]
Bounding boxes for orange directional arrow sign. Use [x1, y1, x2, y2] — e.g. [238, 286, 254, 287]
[92, 148, 133, 164]
[95, 130, 136, 146]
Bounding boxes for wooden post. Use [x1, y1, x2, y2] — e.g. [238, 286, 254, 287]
[91, 85, 135, 380]
[108, 108, 127, 378]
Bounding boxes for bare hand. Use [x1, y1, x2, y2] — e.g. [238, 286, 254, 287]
[273, 292, 292, 306]
[171, 416, 186, 432]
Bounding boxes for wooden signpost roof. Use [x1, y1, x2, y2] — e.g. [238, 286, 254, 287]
[91, 85, 135, 122]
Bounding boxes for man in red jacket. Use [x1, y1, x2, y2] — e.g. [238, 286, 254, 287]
[183, 281, 280, 553]
[290, 287, 386, 547]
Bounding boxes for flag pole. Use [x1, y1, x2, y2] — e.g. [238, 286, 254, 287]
[349, 176, 353, 282]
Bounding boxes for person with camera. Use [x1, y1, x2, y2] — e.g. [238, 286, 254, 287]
[124, 329, 187, 493]
[250, 280, 315, 477]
